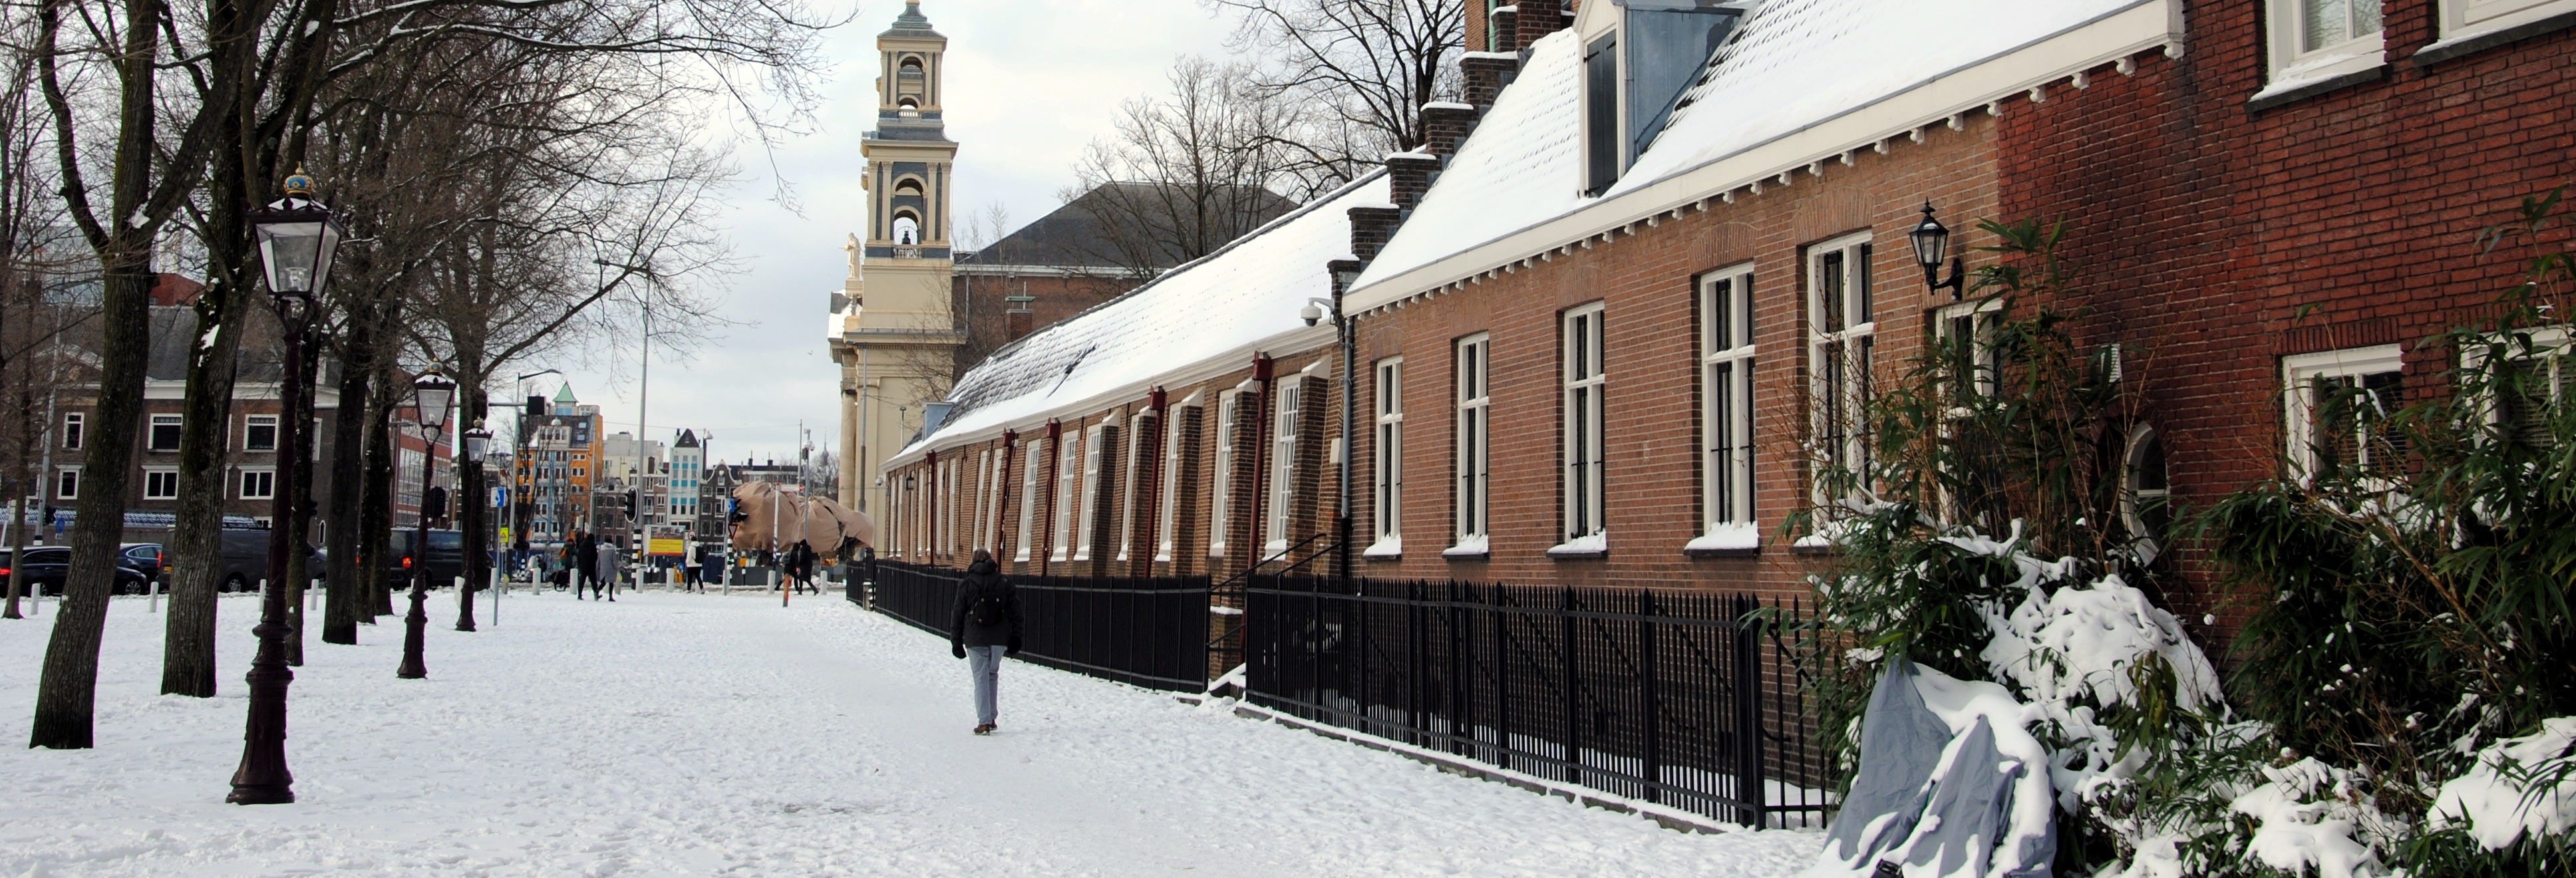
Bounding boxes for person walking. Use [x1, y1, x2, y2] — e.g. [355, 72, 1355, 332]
[595, 538, 621, 601]
[572, 531, 597, 599]
[948, 549, 1022, 736]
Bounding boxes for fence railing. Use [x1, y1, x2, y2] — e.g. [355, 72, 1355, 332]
[868, 559, 1212, 692]
[1243, 575, 1832, 828]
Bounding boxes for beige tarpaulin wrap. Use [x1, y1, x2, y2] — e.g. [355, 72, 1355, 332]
[729, 481, 876, 561]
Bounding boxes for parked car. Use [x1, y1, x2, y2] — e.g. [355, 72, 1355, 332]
[188, 529, 324, 593]
[120, 543, 167, 585]
[0, 547, 154, 596]
[387, 529, 466, 588]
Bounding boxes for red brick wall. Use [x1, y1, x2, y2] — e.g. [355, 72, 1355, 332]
[1994, 3, 2576, 635]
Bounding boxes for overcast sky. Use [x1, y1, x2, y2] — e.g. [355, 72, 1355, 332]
[542, 0, 1236, 467]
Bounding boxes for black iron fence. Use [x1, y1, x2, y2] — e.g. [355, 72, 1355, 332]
[1244, 575, 1832, 828]
[868, 559, 1212, 692]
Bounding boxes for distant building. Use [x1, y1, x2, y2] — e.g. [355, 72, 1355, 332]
[512, 383, 601, 543]
[669, 429, 707, 540]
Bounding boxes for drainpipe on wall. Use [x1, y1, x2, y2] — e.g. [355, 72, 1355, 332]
[1245, 354, 1276, 580]
[1329, 260, 1366, 587]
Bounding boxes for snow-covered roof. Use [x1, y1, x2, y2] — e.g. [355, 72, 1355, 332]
[891, 172, 1385, 466]
[1349, 0, 2173, 311]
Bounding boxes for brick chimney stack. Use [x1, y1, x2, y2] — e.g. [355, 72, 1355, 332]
[1491, 5, 1517, 53]
[1461, 53, 1520, 111]
[1515, 0, 1569, 51]
[1386, 152, 1441, 212]
[1348, 206, 1403, 261]
[1421, 103, 1480, 160]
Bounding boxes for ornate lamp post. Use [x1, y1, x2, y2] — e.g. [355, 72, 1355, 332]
[456, 420, 490, 631]
[398, 367, 457, 679]
[230, 170, 346, 805]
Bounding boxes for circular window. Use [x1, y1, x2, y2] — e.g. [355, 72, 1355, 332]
[2122, 424, 2170, 563]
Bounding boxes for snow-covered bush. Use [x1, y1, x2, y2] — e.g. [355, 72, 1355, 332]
[1799, 200, 2576, 876]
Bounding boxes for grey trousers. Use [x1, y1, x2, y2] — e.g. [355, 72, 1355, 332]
[966, 645, 1005, 726]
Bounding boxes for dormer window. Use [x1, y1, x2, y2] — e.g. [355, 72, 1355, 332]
[1581, 2, 1747, 196]
[1583, 35, 1619, 195]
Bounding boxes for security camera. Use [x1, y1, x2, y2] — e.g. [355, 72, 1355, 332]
[1300, 303, 1324, 326]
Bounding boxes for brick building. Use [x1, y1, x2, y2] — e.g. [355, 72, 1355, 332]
[880, 0, 2571, 668]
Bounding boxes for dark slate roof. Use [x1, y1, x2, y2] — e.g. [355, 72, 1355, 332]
[956, 182, 1297, 273]
[674, 428, 699, 448]
[882, 0, 941, 37]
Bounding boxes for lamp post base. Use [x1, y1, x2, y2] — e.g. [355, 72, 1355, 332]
[226, 618, 298, 805]
[397, 585, 429, 678]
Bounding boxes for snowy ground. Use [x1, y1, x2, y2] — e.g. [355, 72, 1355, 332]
[0, 588, 1821, 876]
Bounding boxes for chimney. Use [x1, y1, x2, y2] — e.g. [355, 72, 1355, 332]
[1461, 53, 1520, 111]
[1006, 309, 1034, 342]
[1386, 152, 1441, 212]
[1491, 5, 1517, 53]
[1347, 206, 1403, 261]
[1421, 103, 1480, 160]
[1515, 0, 1569, 51]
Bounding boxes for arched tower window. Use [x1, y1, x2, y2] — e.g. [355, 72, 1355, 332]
[892, 212, 921, 246]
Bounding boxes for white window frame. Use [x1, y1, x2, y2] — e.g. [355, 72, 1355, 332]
[2282, 343, 2406, 476]
[148, 414, 184, 452]
[62, 412, 83, 450]
[1118, 412, 1149, 562]
[2464, 325, 2572, 444]
[1074, 424, 1105, 561]
[1560, 303, 1607, 545]
[55, 467, 80, 500]
[1266, 380, 1303, 555]
[1935, 297, 2004, 398]
[1808, 233, 1875, 506]
[1699, 266, 1757, 547]
[975, 449, 996, 553]
[142, 468, 180, 500]
[1052, 429, 1082, 562]
[1211, 391, 1241, 557]
[939, 458, 957, 556]
[2434, 0, 2575, 47]
[242, 468, 277, 500]
[1369, 359, 1406, 557]
[1017, 438, 1045, 563]
[1158, 399, 1196, 562]
[2120, 424, 2169, 564]
[2261, 0, 2386, 94]
[244, 414, 280, 452]
[1452, 334, 1492, 553]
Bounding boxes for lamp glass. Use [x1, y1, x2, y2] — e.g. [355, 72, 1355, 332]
[462, 426, 491, 464]
[413, 374, 457, 432]
[1909, 206, 1950, 272]
[249, 210, 343, 298]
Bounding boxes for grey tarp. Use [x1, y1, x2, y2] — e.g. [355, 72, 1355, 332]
[1816, 656, 2056, 877]
[1822, 655, 1954, 867]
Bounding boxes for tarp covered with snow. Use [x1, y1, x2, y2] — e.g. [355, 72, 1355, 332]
[1807, 655, 2056, 877]
[892, 172, 1385, 464]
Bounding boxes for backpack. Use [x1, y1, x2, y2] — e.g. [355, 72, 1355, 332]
[969, 583, 1009, 627]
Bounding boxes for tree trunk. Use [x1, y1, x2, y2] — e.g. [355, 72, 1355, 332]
[31, 253, 154, 750]
[362, 363, 397, 619]
[160, 282, 251, 696]
[5, 365, 36, 620]
[321, 294, 377, 643]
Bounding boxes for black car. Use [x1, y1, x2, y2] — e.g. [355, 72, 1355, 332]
[0, 547, 154, 596]
[196, 529, 323, 593]
[387, 529, 467, 587]
[120, 543, 167, 585]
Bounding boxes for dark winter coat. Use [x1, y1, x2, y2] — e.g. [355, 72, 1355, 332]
[948, 560, 1023, 650]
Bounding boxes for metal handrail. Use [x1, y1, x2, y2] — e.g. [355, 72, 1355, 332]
[1206, 531, 1335, 651]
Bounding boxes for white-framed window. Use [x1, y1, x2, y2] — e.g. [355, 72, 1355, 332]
[1370, 359, 1406, 555]
[1809, 233, 1875, 502]
[1017, 438, 1045, 563]
[1118, 412, 1150, 562]
[1452, 334, 1492, 553]
[2263, 0, 2386, 92]
[2472, 326, 2573, 447]
[940, 458, 957, 555]
[1052, 429, 1082, 562]
[2282, 344, 2406, 476]
[1700, 266, 1757, 545]
[1561, 303, 1607, 546]
[242, 468, 277, 500]
[2437, 0, 2576, 45]
[1267, 380, 1303, 555]
[1935, 296, 2003, 398]
[244, 414, 279, 452]
[62, 412, 83, 450]
[55, 468, 80, 500]
[2120, 425, 2170, 563]
[149, 414, 184, 452]
[1211, 391, 1240, 556]
[1074, 424, 1105, 561]
[1158, 400, 1195, 562]
[975, 449, 996, 553]
[143, 469, 180, 500]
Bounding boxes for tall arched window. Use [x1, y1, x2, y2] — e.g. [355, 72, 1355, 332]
[891, 213, 920, 246]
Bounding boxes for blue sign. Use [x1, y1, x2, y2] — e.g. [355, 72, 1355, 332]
[493, 486, 510, 508]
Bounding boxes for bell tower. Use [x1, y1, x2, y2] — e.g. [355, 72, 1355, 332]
[830, 0, 965, 514]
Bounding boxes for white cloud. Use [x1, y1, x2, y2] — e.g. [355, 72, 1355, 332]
[548, 0, 1236, 466]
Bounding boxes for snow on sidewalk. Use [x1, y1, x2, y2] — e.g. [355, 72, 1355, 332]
[0, 591, 1820, 876]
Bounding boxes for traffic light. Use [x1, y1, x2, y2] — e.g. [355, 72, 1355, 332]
[424, 486, 449, 522]
[623, 491, 637, 517]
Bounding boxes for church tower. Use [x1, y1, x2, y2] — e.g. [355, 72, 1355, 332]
[830, 0, 964, 515]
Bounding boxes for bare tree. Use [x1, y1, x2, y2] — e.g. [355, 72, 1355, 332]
[1206, 0, 1466, 187]
[0, 24, 90, 620]
[1067, 57, 1303, 280]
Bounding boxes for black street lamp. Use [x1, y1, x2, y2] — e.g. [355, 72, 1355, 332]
[456, 420, 490, 631]
[1910, 201, 1965, 299]
[230, 170, 346, 805]
[398, 367, 457, 679]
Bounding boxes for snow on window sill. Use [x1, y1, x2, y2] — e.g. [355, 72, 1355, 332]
[1263, 539, 1288, 557]
[1210, 606, 1243, 616]
[2250, 44, 2385, 108]
[2418, 7, 2576, 67]
[1685, 523, 1761, 557]
[1363, 535, 1402, 559]
[1442, 535, 1490, 560]
[1546, 532, 1607, 560]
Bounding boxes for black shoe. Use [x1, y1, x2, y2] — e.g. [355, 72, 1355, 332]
[972, 724, 994, 736]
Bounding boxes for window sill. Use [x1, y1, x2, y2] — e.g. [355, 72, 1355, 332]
[1545, 534, 1608, 561]
[2246, 62, 2385, 112]
[1362, 536, 1402, 561]
[1685, 545, 1760, 559]
[2416, 9, 2576, 68]
[1441, 539, 1490, 562]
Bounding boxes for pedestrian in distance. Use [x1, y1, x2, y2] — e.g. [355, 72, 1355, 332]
[595, 539, 621, 601]
[949, 549, 1022, 736]
[573, 531, 598, 599]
